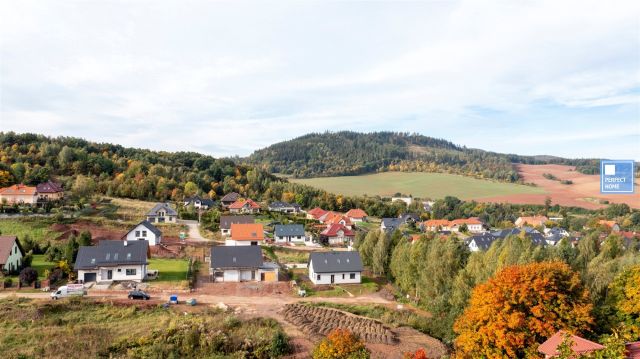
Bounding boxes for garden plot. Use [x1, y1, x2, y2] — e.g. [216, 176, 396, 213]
[282, 303, 398, 345]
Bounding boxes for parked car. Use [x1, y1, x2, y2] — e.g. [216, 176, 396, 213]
[51, 284, 86, 300]
[128, 290, 150, 300]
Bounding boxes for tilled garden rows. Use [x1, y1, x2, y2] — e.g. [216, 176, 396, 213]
[282, 304, 398, 345]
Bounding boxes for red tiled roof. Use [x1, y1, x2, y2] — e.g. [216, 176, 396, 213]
[230, 223, 264, 241]
[538, 331, 604, 357]
[325, 213, 352, 226]
[620, 231, 639, 240]
[598, 220, 619, 228]
[517, 216, 549, 225]
[308, 207, 328, 219]
[424, 219, 451, 227]
[345, 209, 368, 219]
[451, 217, 483, 225]
[228, 199, 260, 210]
[321, 224, 354, 237]
[0, 236, 19, 265]
[0, 184, 37, 196]
[626, 341, 640, 359]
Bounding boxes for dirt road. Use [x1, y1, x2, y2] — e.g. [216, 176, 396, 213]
[178, 219, 210, 241]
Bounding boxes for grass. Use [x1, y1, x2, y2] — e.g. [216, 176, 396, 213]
[300, 276, 380, 298]
[31, 254, 56, 280]
[0, 218, 61, 243]
[270, 246, 309, 263]
[290, 171, 546, 200]
[147, 258, 190, 282]
[0, 297, 288, 358]
[105, 197, 158, 222]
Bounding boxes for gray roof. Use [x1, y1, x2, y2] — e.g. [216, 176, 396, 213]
[134, 220, 162, 237]
[221, 192, 241, 203]
[381, 218, 401, 230]
[490, 227, 546, 245]
[75, 240, 148, 270]
[308, 251, 363, 273]
[210, 245, 263, 269]
[275, 224, 305, 237]
[268, 201, 301, 209]
[184, 196, 216, 207]
[467, 233, 498, 250]
[399, 213, 420, 223]
[146, 203, 177, 216]
[220, 215, 255, 229]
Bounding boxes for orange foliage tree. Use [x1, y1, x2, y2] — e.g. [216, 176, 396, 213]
[312, 328, 370, 359]
[453, 262, 593, 358]
[403, 348, 429, 359]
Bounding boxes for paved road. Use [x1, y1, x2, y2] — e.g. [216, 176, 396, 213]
[178, 219, 210, 242]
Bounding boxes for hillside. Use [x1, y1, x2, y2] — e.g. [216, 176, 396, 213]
[247, 132, 602, 181]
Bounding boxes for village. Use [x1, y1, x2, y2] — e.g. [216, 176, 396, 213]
[1, 182, 639, 358]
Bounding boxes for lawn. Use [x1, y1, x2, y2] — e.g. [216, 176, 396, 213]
[31, 254, 56, 279]
[290, 171, 546, 200]
[147, 258, 190, 282]
[0, 218, 61, 244]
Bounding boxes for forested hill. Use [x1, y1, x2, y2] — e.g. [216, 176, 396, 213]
[247, 132, 602, 181]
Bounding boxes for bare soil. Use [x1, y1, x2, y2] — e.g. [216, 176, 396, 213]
[480, 164, 639, 209]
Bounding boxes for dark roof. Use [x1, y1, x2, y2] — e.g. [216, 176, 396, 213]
[221, 192, 241, 202]
[0, 236, 23, 265]
[220, 215, 255, 229]
[268, 201, 301, 209]
[210, 245, 263, 269]
[381, 218, 401, 230]
[467, 233, 498, 250]
[490, 227, 546, 245]
[184, 196, 216, 207]
[308, 251, 363, 273]
[75, 240, 148, 270]
[132, 220, 162, 237]
[275, 224, 305, 237]
[399, 213, 420, 223]
[36, 180, 63, 193]
[146, 203, 177, 216]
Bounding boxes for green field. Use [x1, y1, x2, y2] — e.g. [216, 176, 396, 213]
[147, 258, 190, 282]
[290, 172, 546, 200]
[0, 218, 60, 243]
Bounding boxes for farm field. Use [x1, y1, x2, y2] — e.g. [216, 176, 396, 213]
[290, 172, 546, 200]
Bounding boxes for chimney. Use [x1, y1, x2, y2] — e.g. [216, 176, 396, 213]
[124, 240, 128, 246]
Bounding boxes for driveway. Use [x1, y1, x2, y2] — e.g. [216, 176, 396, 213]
[178, 219, 210, 242]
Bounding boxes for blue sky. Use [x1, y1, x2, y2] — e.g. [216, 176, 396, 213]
[1, 0, 639, 159]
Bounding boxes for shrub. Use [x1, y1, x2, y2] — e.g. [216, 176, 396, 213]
[312, 328, 370, 359]
[3, 277, 12, 287]
[19, 267, 38, 285]
[269, 330, 292, 357]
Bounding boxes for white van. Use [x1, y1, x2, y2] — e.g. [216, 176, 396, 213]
[51, 284, 86, 300]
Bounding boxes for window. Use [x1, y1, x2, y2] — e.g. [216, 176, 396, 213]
[142, 231, 147, 237]
[126, 253, 131, 260]
[135, 231, 140, 237]
[90, 258, 96, 264]
[126, 269, 136, 276]
[316, 274, 321, 281]
[342, 274, 345, 279]
[106, 253, 110, 261]
[350, 273, 356, 279]
[117, 268, 122, 272]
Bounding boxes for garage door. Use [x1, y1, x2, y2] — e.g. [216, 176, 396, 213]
[84, 273, 97, 282]
[263, 271, 277, 282]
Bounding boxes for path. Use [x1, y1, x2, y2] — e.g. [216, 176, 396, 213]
[178, 219, 210, 242]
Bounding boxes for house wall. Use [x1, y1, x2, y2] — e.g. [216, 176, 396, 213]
[221, 228, 231, 236]
[308, 264, 361, 285]
[2, 241, 23, 272]
[224, 239, 263, 246]
[327, 235, 352, 245]
[468, 240, 480, 252]
[78, 264, 147, 283]
[125, 224, 160, 246]
[275, 235, 305, 243]
[0, 194, 38, 205]
[147, 215, 176, 223]
[38, 192, 64, 201]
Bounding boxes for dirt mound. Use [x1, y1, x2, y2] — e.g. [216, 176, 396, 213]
[50, 223, 70, 232]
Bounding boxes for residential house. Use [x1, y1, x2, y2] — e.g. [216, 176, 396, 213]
[391, 196, 413, 206]
[146, 203, 177, 223]
[0, 184, 38, 205]
[627, 342, 640, 358]
[466, 233, 498, 252]
[123, 220, 162, 246]
[209, 245, 278, 282]
[598, 220, 621, 232]
[36, 181, 64, 202]
[220, 215, 254, 236]
[183, 196, 215, 210]
[422, 201, 435, 212]
[538, 331, 604, 358]
[544, 227, 570, 246]
[381, 218, 402, 232]
[225, 223, 265, 246]
[306, 207, 328, 220]
[274, 224, 306, 243]
[75, 240, 149, 283]
[515, 215, 548, 228]
[324, 212, 353, 229]
[423, 219, 452, 232]
[399, 213, 421, 224]
[345, 209, 368, 222]
[220, 192, 241, 208]
[308, 251, 363, 285]
[228, 199, 261, 214]
[268, 201, 302, 214]
[450, 217, 486, 233]
[0, 236, 24, 273]
[320, 224, 355, 246]
[492, 227, 547, 246]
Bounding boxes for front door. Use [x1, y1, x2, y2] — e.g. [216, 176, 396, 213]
[330, 275, 335, 284]
[260, 273, 265, 281]
[107, 270, 113, 280]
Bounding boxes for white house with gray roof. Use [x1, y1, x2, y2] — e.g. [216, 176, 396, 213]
[75, 240, 149, 283]
[123, 220, 162, 246]
[274, 224, 307, 243]
[209, 246, 279, 282]
[146, 203, 177, 223]
[308, 251, 363, 285]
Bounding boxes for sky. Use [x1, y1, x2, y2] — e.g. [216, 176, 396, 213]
[1, 0, 639, 160]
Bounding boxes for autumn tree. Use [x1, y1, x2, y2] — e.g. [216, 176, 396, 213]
[403, 348, 428, 359]
[453, 262, 593, 358]
[312, 328, 370, 359]
[605, 264, 640, 336]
